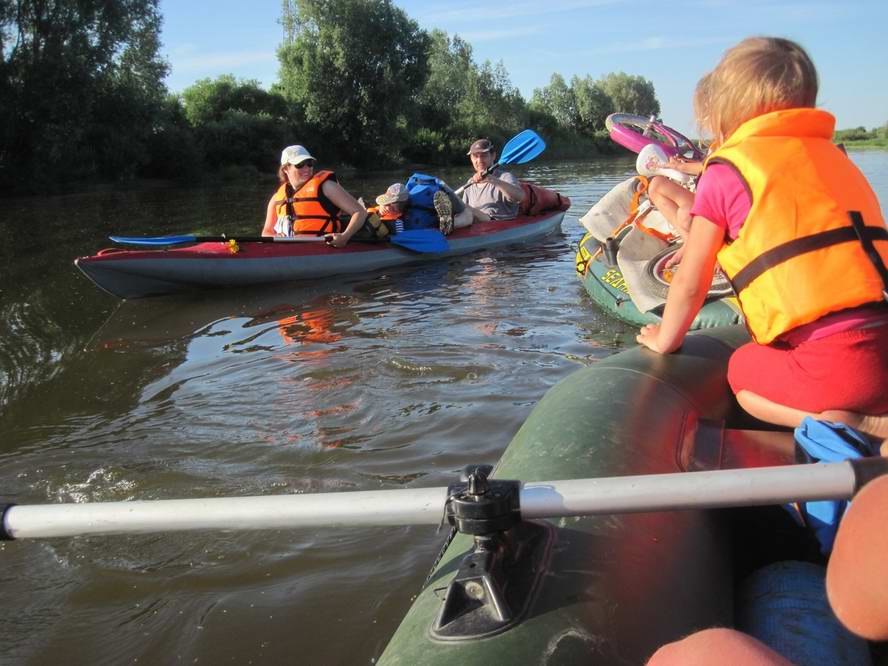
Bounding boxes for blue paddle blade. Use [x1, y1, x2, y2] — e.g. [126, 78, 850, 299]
[390, 229, 449, 254]
[499, 129, 546, 166]
[111, 235, 198, 246]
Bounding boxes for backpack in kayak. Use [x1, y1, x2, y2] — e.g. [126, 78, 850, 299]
[403, 173, 443, 231]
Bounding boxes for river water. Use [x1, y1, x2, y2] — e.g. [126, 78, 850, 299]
[1, 153, 886, 664]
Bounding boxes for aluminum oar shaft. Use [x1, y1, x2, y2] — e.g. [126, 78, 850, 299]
[3, 459, 884, 539]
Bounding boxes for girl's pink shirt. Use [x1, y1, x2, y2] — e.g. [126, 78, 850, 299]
[691, 164, 888, 344]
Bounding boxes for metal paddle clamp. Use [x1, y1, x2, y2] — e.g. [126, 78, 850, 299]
[431, 465, 552, 641]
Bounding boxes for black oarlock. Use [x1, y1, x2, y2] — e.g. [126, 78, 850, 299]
[431, 465, 552, 641]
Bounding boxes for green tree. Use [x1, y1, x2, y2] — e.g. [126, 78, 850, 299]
[181, 75, 289, 126]
[0, 0, 169, 186]
[572, 75, 613, 133]
[410, 29, 525, 163]
[277, 0, 429, 166]
[529, 73, 576, 129]
[598, 72, 660, 116]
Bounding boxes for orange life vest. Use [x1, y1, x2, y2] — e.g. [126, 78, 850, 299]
[366, 205, 403, 222]
[273, 170, 342, 235]
[705, 108, 888, 344]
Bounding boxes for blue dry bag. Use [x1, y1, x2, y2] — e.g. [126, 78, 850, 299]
[403, 173, 443, 231]
[788, 417, 876, 554]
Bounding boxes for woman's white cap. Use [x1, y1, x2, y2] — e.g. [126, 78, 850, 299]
[281, 145, 315, 166]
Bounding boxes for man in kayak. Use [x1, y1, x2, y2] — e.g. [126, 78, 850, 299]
[460, 138, 526, 222]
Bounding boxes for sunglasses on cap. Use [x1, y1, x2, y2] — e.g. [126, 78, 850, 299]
[293, 159, 316, 168]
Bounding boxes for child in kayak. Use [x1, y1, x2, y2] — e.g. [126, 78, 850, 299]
[371, 180, 472, 236]
[635, 36, 888, 440]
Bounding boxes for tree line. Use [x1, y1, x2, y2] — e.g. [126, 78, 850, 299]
[1, 0, 663, 192]
[834, 125, 888, 148]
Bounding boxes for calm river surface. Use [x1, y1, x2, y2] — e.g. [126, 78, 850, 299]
[1, 153, 887, 664]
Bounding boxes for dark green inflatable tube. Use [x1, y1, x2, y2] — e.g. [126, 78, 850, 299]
[579, 254, 743, 329]
[380, 326, 753, 665]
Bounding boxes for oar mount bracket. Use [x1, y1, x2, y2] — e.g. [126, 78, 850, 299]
[432, 465, 552, 641]
[444, 464, 520, 535]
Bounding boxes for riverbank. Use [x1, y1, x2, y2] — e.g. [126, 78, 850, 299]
[841, 138, 888, 150]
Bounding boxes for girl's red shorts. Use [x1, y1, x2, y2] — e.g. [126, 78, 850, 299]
[727, 323, 888, 414]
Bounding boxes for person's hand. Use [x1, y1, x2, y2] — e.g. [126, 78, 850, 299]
[636, 323, 665, 352]
[325, 233, 349, 248]
[472, 171, 489, 185]
[665, 245, 686, 268]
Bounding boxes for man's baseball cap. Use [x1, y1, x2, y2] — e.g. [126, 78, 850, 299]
[466, 138, 493, 155]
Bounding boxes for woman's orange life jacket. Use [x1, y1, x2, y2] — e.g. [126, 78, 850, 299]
[273, 170, 342, 234]
[704, 108, 888, 344]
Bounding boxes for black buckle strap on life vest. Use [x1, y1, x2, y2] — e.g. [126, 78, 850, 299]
[285, 183, 296, 223]
[848, 211, 888, 302]
[731, 219, 888, 295]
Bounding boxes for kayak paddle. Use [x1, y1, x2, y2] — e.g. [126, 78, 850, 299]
[2, 457, 885, 539]
[111, 230, 449, 254]
[390, 228, 449, 254]
[109, 234, 327, 246]
[455, 129, 547, 195]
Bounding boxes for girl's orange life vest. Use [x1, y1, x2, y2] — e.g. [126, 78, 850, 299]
[273, 170, 342, 234]
[366, 205, 403, 222]
[704, 108, 888, 344]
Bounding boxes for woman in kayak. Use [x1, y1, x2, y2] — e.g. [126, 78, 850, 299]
[262, 145, 367, 248]
[636, 36, 888, 440]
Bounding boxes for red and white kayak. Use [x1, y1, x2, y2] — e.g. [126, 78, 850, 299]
[75, 211, 566, 299]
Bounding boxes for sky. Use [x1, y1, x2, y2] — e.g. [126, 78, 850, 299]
[159, 0, 888, 137]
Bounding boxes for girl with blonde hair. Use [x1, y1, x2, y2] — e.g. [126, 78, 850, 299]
[636, 36, 888, 439]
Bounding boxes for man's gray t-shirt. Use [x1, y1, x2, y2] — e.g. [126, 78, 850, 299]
[460, 169, 520, 220]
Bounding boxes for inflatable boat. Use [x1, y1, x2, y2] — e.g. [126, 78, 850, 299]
[576, 114, 742, 329]
[377, 325, 872, 664]
[76, 210, 566, 299]
[575, 177, 742, 328]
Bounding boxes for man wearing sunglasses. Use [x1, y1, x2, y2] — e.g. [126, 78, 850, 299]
[262, 145, 367, 248]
